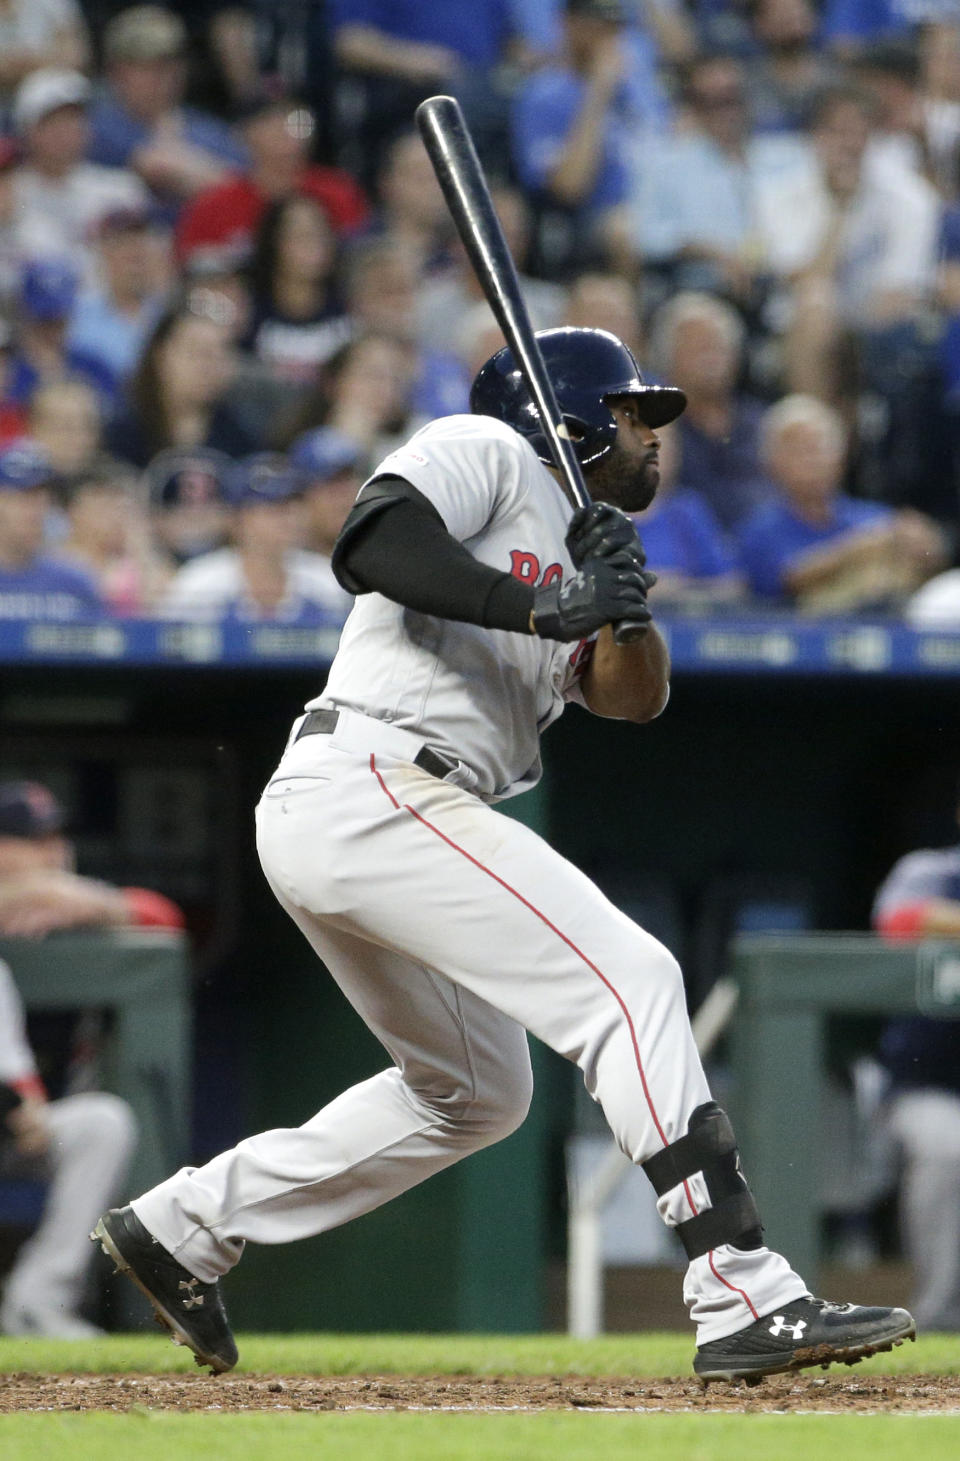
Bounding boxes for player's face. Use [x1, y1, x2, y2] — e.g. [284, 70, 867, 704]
[586, 397, 661, 512]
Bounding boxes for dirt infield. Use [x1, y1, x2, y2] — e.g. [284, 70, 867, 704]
[2, 1373, 959, 1414]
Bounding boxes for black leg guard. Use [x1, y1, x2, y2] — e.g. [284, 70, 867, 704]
[641, 1102, 763, 1261]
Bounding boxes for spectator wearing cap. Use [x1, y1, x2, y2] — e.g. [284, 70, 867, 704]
[27, 378, 102, 481]
[160, 451, 350, 626]
[54, 457, 167, 614]
[0, 439, 103, 619]
[5, 259, 118, 409]
[88, 5, 249, 218]
[145, 445, 233, 571]
[289, 427, 363, 562]
[0, 0, 89, 106]
[11, 68, 148, 280]
[174, 91, 369, 269]
[0, 777, 183, 938]
[106, 297, 257, 469]
[66, 207, 167, 391]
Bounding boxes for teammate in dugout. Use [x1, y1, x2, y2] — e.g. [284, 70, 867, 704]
[93, 327, 915, 1380]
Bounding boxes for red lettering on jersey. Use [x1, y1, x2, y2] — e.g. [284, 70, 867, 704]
[509, 552, 566, 588]
[509, 550, 541, 584]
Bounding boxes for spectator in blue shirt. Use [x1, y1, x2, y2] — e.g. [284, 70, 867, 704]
[745, 0, 840, 135]
[510, 0, 639, 275]
[67, 206, 166, 392]
[512, 0, 689, 131]
[651, 291, 772, 531]
[0, 439, 103, 619]
[289, 426, 364, 565]
[631, 52, 810, 300]
[330, 0, 520, 188]
[738, 393, 946, 610]
[820, 0, 915, 58]
[89, 6, 248, 221]
[638, 422, 746, 607]
[7, 259, 118, 411]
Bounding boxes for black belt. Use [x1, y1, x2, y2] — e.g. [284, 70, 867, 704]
[295, 709, 457, 781]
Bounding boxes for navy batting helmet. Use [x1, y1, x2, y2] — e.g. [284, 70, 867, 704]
[470, 327, 686, 469]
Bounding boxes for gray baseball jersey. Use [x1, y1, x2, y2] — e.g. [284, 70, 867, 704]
[312, 414, 599, 801]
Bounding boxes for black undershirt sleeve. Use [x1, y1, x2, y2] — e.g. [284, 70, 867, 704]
[334, 478, 535, 634]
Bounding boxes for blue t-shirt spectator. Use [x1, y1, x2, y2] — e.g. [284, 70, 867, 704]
[819, 0, 914, 47]
[640, 489, 740, 581]
[511, 0, 672, 130]
[675, 397, 772, 532]
[67, 288, 161, 390]
[328, 0, 513, 70]
[5, 349, 119, 411]
[738, 494, 891, 600]
[511, 68, 633, 213]
[413, 349, 471, 420]
[0, 557, 103, 620]
[88, 95, 248, 177]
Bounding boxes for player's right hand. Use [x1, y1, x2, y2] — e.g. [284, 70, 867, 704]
[531, 556, 653, 641]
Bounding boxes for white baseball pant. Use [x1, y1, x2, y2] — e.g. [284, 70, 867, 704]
[133, 714, 808, 1343]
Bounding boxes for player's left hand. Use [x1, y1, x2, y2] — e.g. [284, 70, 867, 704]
[566, 503, 645, 569]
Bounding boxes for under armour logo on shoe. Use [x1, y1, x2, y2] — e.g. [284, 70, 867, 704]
[768, 1315, 807, 1339]
[178, 1279, 205, 1310]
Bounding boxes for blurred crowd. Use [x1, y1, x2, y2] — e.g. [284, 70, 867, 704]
[1, 0, 960, 625]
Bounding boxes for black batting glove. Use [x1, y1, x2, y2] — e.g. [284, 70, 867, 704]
[566, 502, 646, 568]
[532, 556, 653, 641]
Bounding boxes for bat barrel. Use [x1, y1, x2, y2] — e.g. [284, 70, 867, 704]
[416, 95, 645, 643]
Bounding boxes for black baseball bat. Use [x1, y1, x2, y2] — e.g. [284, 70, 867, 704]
[414, 94, 647, 645]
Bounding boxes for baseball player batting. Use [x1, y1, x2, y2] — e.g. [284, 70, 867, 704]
[93, 327, 915, 1381]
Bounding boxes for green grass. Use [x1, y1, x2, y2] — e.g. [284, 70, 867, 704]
[0, 1330, 955, 1377]
[2, 1413, 960, 1461]
[2, 1333, 957, 1461]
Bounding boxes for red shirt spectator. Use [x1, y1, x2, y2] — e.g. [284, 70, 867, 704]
[175, 95, 369, 266]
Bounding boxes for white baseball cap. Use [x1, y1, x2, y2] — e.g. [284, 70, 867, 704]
[13, 68, 92, 134]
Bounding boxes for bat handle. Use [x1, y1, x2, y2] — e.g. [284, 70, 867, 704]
[613, 618, 649, 645]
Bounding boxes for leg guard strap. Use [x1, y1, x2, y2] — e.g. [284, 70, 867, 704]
[642, 1101, 763, 1261]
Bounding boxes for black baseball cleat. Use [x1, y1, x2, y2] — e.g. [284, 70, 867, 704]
[694, 1297, 916, 1383]
[91, 1206, 238, 1374]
